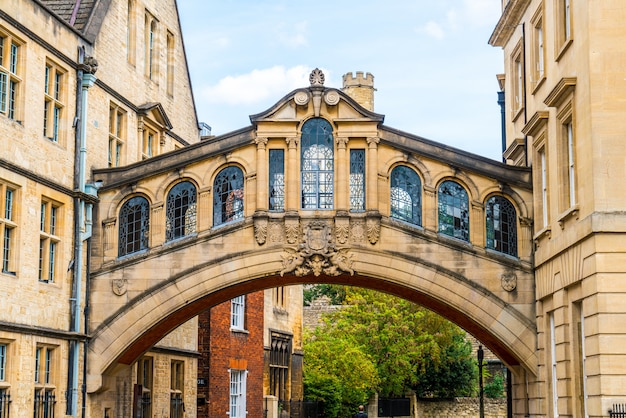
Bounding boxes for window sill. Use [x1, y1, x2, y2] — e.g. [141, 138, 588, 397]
[230, 328, 249, 335]
[556, 38, 573, 62]
[512, 106, 525, 123]
[533, 225, 552, 246]
[531, 76, 546, 95]
[557, 205, 579, 229]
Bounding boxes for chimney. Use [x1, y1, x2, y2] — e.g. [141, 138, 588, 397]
[341, 71, 375, 111]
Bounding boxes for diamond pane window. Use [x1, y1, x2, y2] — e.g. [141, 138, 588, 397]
[301, 118, 334, 209]
[269, 149, 285, 211]
[118, 196, 150, 256]
[390, 166, 422, 225]
[486, 196, 518, 257]
[166, 181, 197, 241]
[214, 166, 244, 226]
[438, 181, 469, 241]
[350, 149, 365, 211]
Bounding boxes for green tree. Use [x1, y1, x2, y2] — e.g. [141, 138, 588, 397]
[303, 284, 347, 306]
[303, 287, 477, 408]
[303, 330, 378, 417]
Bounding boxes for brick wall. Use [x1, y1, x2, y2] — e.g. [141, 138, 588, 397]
[197, 291, 265, 418]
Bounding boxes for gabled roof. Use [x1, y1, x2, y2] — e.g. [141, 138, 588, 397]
[138, 102, 174, 130]
[37, 0, 111, 42]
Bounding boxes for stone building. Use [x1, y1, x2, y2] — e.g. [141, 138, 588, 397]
[0, 0, 198, 416]
[490, 0, 626, 416]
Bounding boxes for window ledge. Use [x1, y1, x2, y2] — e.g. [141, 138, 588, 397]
[557, 205, 579, 229]
[556, 38, 573, 62]
[230, 328, 249, 335]
[531, 76, 547, 95]
[533, 225, 552, 246]
[512, 106, 525, 123]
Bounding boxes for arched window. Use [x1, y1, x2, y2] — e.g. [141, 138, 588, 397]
[214, 166, 244, 226]
[119, 196, 149, 256]
[486, 196, 518, 257]
[301, 118, 334, 209]
[438, 181, 469, 241]
[390, 166, 422, 225]
[166, 181, 197, 241]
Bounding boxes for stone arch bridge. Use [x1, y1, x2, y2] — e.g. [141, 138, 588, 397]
[88, 71, 536, 406]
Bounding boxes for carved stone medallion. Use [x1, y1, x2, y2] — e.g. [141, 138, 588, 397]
[324, 90, 340, 106]
[112, 278, 128, 296]
[501, 273, 517, 292]
[294, 90, 310, 106]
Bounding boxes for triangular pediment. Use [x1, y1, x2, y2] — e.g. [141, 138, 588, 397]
[138, 102, 173, 130]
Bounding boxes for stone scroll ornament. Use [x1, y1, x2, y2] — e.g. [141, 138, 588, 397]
[280, 221, 355, 277]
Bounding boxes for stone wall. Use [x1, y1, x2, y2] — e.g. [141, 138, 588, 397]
[415, 397, 507, 418]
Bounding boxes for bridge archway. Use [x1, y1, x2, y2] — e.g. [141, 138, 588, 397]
[89, 71, 536, 408]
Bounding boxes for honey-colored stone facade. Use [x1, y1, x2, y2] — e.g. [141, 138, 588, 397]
[490, 1, 626, 416]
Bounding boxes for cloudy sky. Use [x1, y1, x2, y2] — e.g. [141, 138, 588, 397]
[177, 1, 505, 161]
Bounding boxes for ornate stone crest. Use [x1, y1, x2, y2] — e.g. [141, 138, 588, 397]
[112, 278, 128, 296]
[501, 273, 517, 292]
[280, 221, 355, 277]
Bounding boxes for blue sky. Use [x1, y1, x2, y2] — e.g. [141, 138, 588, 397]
[177, 1, 505, 161]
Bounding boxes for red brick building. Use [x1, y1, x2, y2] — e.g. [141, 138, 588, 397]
[197, 291, 265, 418]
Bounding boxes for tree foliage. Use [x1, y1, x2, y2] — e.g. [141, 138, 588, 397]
[303, 284, 347, 306]
[303, 287, 477, 412]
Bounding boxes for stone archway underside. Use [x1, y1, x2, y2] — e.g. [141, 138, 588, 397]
[87, 246, 537, 393]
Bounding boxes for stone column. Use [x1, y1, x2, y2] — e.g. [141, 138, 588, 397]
[255, 137, 268, 211]
[285, 137, 299, 212]
[423, 185, 437, 233]
[471, 200, 484, 247]
[336, 137, 349, 211]
[197, 187, 212, 231]
[366, 137, 379, 211]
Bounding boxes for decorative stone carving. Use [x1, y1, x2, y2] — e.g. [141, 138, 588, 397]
[254, 215, 268, 245]
[335, 223, 349, 245]
[285, 220, 300, 245]
[309, 68, 325, 86]
[350, 220, 366, 243]
[324, 90, 340, 106]
[366, 217, 380, 245]
[294, 90, 310, 106]
[112, 278, 128, 296]
[501, 273, 517, 292]
[269, 222, 284, 243]
[280, 220, 355, 277]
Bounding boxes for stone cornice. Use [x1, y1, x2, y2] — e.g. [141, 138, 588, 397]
[522, 111, 550, 136]
[488, 0, 531, 47]
[544, 77, 577, 107]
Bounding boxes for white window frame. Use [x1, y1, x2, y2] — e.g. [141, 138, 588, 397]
[231, 295, 245, 331]
[229, 369, 247, 418]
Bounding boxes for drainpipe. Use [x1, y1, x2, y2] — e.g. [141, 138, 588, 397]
[497, 90, 506, 163]
[67, 46, 97, 417]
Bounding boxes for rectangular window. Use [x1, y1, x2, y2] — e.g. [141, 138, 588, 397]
[109, 104, 126, 167]
[269, 333, 291, 404]
[531, 7, 545, 90]
[142, 126, 159, 159]
[229, 369, 246, 418]
[269, 149, 285, 211]
[1, 183, 17, 275]
[350, 149, 365, 211]
[231, 295, 245, 330]
[512, 42, 524, 117]
[170, 361, 184, 418]
[549, 312, 559, 418]
[556, 0, 573, 56]
[273, 286, 286, 308]
[540, 147, 548, 228]
[566, 121, 575, 207]
[34, 346, 56, 418]
[127, 0, 136, 64]
[39, 200, 60, 283]
[43, 62, 65, 143]
[136, 357, 153, 418]
[166, 31, 175, 95]
[572, 302, 588, 417]
[145, 13, 158, 80]
[0, 30, 22, 121]
[0, 343, 6, 381]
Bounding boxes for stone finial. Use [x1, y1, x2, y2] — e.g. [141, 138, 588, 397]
[309, 68, 325, 86]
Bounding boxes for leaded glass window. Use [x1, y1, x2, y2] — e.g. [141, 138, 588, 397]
[350, 149, 365, 211]
[390, 166, 422, 225]
[269, 149, 285, 211]
[166, 181, 197, 241]
[119, 196, 149, 256]
[301, 118, 334, 209]
[438, 181, 469, 241]
[486, 196, 517, 257]
[214, 166, 244, 226]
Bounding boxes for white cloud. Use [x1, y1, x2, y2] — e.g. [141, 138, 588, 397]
[201, 65, 312, 105]
[419, 21, 446, 40]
